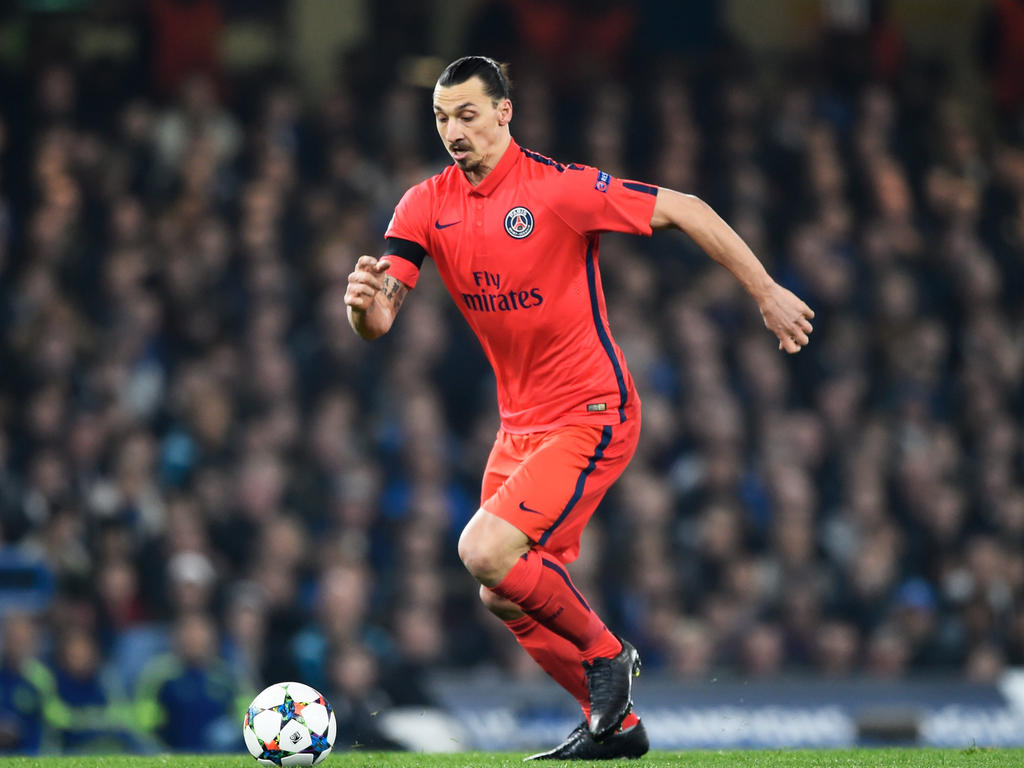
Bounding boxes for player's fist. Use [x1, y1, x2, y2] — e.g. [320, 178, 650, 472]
[758, 282, 814, 354]
[344, 255, 391, 312]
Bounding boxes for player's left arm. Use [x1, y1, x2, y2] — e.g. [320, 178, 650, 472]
[651, 188, 814, 354]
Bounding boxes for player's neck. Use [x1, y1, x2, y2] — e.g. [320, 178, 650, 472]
[464, 133, 513, 186]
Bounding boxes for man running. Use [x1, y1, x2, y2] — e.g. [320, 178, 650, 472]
[345, 56, 814, 760]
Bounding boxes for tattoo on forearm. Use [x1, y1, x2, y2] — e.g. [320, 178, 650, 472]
[382, 276, 406, 311]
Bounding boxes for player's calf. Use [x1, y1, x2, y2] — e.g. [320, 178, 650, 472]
[479, 585, 525, 621]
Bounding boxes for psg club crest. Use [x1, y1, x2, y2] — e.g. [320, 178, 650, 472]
[504, 206, 534, 239]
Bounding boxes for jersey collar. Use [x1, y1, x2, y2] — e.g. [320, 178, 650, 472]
[464, 138, 520, 197]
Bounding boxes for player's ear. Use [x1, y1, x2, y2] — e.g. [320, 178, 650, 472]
[497, 98, 513, 126]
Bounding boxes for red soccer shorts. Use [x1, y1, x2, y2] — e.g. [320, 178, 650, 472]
[479, 408, 641, 564]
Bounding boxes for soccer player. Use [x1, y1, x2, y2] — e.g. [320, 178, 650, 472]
[345, 56, 814, 760]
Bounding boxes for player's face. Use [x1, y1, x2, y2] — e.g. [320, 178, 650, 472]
[433, 76, 511, 175]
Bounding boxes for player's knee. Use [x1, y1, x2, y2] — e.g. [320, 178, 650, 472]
[478, 585, 524, 621]
[458, 509, 530, 586]
[458, 527, 510, 586]
[457, 531, 500, 584]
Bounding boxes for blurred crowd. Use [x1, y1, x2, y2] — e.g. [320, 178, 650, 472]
[1, 0, 1024, 756]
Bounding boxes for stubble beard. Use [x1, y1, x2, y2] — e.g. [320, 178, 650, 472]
[456, 150, 496, 180]
[458, 157, 483, 174]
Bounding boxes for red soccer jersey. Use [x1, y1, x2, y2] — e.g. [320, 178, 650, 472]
[384, 140, 658, 433]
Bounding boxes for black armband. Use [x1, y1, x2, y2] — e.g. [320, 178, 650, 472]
[383, 237, 427, 268]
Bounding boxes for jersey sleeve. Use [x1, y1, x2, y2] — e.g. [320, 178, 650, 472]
[383, 181, 432, 289]
[543, 164, 659, 237]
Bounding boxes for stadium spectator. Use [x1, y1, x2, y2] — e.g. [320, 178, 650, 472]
[379, 605, 446, 708]
[0, 614, 49, 754]
[291, 561, 381, 695]
[221, 581, 270, 690]
[49, 627, 137, 753]
[135, 612, 248, 752]
[326, 642, 404, 751]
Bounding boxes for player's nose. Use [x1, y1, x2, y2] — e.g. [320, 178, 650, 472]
[444, 120, 463, 143]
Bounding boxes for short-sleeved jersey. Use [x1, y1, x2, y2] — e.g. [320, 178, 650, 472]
[384, 139, 658, 434]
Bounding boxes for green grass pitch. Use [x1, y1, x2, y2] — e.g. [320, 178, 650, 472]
[1, 750, 1023, 768]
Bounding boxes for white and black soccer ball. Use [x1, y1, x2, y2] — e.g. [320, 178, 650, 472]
[243, 681, 337, 766]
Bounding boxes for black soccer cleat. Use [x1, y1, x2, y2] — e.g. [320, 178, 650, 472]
[582, 637, 642, 741]
[524, 719, 649, 761]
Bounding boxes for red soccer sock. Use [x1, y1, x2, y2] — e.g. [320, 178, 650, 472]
[491, 549, 621, 661]
[504, 613, 591, 719]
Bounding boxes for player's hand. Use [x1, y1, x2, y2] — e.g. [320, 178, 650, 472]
[758, 282, 815, 354]
[344, 256, 391, 312]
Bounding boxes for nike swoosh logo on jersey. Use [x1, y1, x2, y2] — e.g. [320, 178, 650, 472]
[435, 219, 461, 229]
[519, 501, 544, 515]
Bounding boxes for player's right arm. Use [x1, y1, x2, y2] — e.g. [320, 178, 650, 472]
[346, 181, 431, 341]
[345, 256, 408, 341]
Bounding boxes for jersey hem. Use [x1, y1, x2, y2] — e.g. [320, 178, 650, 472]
[498, 399, 640, 435]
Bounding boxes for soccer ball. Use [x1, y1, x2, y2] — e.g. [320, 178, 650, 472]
[243, 681, 337, 766]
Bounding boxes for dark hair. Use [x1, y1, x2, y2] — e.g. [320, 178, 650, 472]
[436, 56, 511, 103]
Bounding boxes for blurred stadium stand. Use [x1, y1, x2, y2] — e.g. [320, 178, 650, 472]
[0, 0, 1023, 754]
